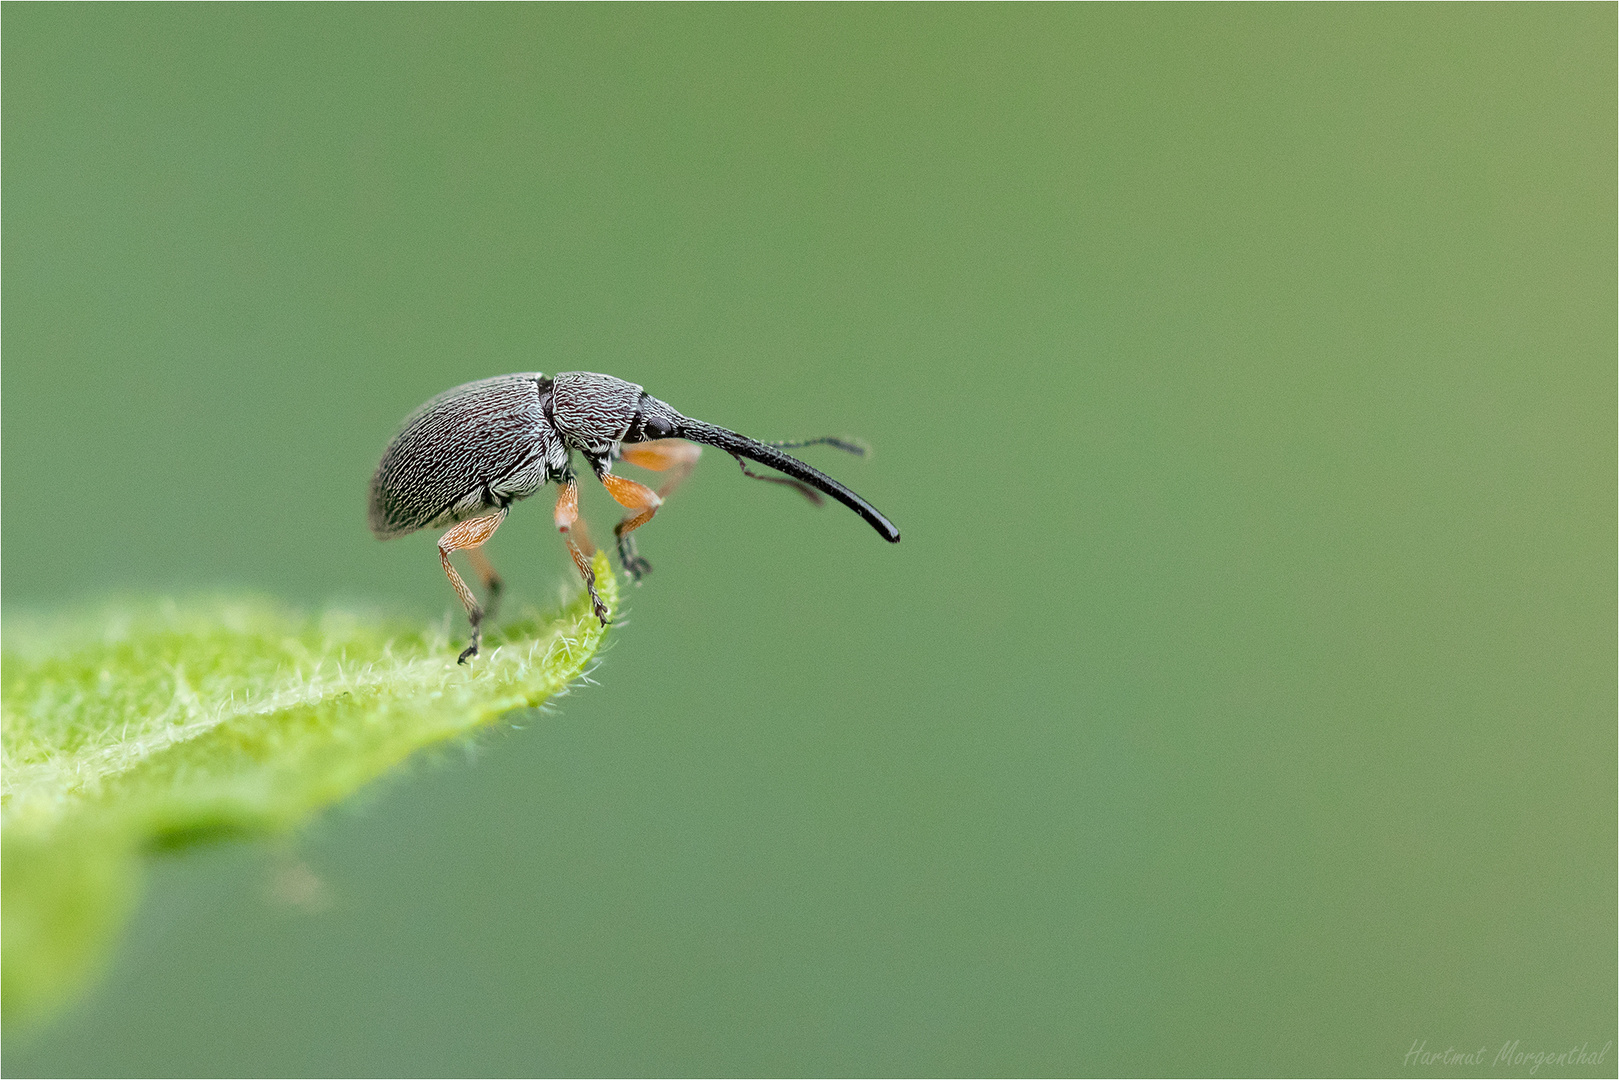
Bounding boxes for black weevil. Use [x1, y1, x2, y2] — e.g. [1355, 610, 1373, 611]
[369, 372, 900, 662]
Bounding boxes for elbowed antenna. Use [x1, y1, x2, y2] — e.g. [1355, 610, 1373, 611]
[674, 418, 901, 542]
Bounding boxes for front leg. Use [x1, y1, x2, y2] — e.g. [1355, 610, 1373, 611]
[615, 527, 653, 583]
[612, 440, 701, 580]
[598, 471, 663, 583]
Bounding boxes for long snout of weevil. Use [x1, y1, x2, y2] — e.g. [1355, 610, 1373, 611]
[368, 372, 900, 663]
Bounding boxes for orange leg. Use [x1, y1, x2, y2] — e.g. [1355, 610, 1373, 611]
[555, 478, 609, 625]
[439, 508, 507, 664]
[611, 439, 702, 580]
[619, 438, 702, 498]
[465, 548, 503, 625]
[600, 472, 664, 582]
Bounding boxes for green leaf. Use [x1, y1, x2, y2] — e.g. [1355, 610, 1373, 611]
[1, 556, 617, 1025]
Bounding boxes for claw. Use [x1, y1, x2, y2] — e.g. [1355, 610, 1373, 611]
[615, 531, 654, 583]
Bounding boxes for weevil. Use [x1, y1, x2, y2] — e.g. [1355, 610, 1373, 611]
[369, 372, 901, 663]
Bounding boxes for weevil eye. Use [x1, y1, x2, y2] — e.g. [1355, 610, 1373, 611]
[632, 395, 678, 441]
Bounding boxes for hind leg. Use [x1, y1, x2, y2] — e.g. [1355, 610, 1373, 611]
[438, 508, 507, 664]
[465, 548, 503, 625]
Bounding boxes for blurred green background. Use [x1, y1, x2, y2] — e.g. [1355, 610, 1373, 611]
[3, 5, 1613, 1076]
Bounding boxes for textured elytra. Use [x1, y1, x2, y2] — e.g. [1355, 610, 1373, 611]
[368, 373, 565, 538]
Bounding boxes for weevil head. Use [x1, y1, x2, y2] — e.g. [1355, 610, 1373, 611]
[624, 393, 684, 443]
[553, 372, 901, 543]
